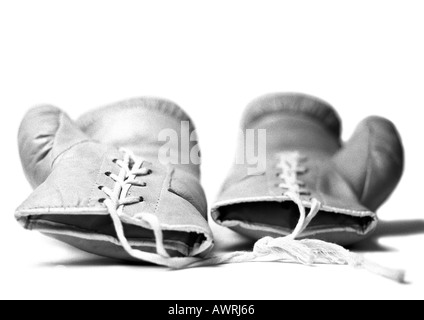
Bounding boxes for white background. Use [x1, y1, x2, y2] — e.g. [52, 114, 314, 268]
[0, 0, 423, 300]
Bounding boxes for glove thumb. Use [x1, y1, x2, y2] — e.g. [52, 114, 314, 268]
[18, 105, 89, 188]
[333, 116, 404, 211]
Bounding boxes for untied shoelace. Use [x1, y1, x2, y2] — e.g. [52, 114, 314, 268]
[100, 149, 406, 283]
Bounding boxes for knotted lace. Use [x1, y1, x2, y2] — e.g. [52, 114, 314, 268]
[100, 149, 406, 283]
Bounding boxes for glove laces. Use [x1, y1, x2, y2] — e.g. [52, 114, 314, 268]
[101, 149, 405, 283]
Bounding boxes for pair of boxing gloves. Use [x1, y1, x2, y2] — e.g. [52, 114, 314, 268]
[16, 93, 404, 264]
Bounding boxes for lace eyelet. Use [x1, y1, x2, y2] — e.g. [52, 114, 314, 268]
[98, 198, 106, 203]
[98, 186, 104, 191]
[105, 171, 112, 177]
[139, 196, 144, 202]
[297, 168, 308, 175]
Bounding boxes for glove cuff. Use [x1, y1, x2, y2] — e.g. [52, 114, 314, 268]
[242, 93, 342, 137]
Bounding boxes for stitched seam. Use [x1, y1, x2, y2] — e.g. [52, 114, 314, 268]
[49, 110, 63, 169]
[168, 170, 207, 215]
[374, 145, 403, 166]
[154, 167, 172, 214]
[315, 164, 325, 206]
[219, 219, 371, 233]
[242, 94, 341, 136]
[18, 207, 109, 211]
[27, 219, 192, 250]
[361, 123, 374, 202]
[80, 99, 193, 130]
[87, 150, 109, 207]
[51, 140, 93, 168]
[29, 217, 110, 234]
[245, 108, 339, 135]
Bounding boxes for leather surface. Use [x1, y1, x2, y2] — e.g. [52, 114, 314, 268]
[212, 93, 404, 246]
[16, 98, 213, 260]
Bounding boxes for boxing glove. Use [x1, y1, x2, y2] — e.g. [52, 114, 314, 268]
[212, 93, 404, 246]
[16, 98, 214, 264]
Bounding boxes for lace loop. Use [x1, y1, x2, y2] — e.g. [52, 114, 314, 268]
[99, 148, 150, 210]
